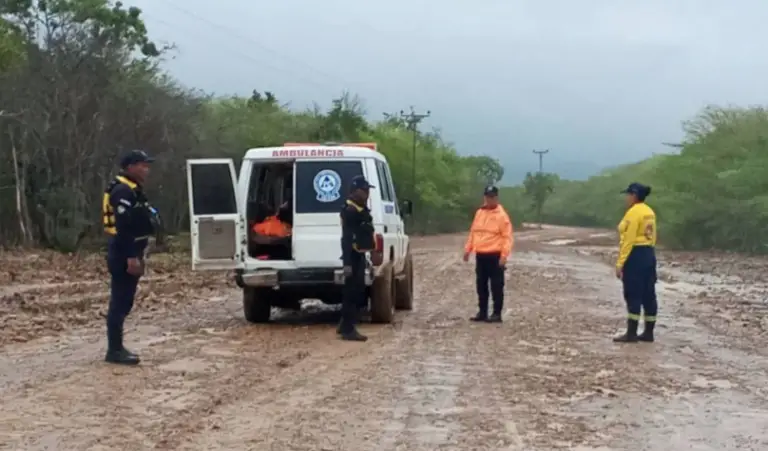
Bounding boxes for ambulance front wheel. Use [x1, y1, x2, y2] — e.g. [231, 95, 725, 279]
[243, 287, 272, 323]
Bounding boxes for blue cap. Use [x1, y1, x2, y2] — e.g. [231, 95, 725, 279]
[621, 182, 649, 196]
[120, 149, 154, 168]
[484, 185, 499, 196]
[350, 175, 375, 191]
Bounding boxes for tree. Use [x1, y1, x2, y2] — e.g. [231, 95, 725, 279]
[523, 172, 556, 228]
[466, 156, 504, 185]
[0, 18, 25, 71]
[534, 105, 768, 253]
[0, 0, 185, 249]
[0, 1, 508, 249]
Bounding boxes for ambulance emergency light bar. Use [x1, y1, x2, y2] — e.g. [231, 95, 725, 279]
[283, 142, 377, 151]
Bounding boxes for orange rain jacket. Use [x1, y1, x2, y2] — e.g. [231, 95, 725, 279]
[464, 204, 513, 259]
[253, 215, 291, 237]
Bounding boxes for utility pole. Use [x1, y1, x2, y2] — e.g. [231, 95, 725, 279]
[531, 149, 550, 230]
[383, 107, 429, 231]
[532, 149, 549, 173]
[384, 107, 430, 195]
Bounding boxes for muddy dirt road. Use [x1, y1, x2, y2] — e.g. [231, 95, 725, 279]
[2, 227, 768, 450]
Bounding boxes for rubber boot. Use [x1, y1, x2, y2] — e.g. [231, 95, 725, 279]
[613, 319, 639, 343]
[639, 321, 655, 342]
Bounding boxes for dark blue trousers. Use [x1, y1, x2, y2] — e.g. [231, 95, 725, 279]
[340, 254, 366, 333]
[622, 246, 658, 323]
[476, 253, 505, 316]
[106, 253, 140, 351]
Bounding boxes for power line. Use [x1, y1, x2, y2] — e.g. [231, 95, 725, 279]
[154, 0, 358, 92]
[145, 16, 333, 92]
[532, 149, 549, 173]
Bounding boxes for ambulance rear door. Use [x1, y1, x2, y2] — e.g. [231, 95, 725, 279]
[186, 158, 246, 271]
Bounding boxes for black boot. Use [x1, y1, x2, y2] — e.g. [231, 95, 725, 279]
[340, 329, 368, 342]
[613, 319, 639, 343]
[105, 349, 140, 365]
[639, 321, 655, 342]
[105, 327, 140, 365]
[470, 312, 488, 322]
[488, 312, 503, 323]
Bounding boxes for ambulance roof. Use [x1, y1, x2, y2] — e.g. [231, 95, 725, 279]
[244, 144, 387, 162]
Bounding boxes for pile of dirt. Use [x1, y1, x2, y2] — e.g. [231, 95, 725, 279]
[0, 249, 229, 346]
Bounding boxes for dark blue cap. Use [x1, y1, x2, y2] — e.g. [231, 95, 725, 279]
[621, 182, 648, 196]
[350, 175, 374, 191]
[484, 185, 499, 196]
[120, 149, 154, 168]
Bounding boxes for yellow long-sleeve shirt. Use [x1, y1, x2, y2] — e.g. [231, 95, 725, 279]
[464, 205, 513, 259]
[616, 202, 656, 269]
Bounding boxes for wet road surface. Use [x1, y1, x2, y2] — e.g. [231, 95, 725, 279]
[1, 227, 768, 450]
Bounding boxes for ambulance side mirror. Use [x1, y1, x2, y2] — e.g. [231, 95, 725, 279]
[400, 199, 413, 217]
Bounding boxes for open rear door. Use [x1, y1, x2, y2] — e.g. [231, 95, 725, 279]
[186, 158, 245, 271]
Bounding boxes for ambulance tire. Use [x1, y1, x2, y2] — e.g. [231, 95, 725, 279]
[394, 253, 414, 310]
[370, 262, 395, 323]
[243, 287, 272, 323]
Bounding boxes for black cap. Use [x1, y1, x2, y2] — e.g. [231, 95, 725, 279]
[484, 185, 499, 196]
[350, 175, 375, 191]
[621, 182, 645, 196]
[119, 149, 154, 168]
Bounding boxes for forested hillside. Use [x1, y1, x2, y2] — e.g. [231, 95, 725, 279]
[531, 106, 768, 254]
[0, 0, 507, 251]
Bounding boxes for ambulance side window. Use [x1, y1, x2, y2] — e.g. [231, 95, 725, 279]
[375, 161, 393, 202]
[383, 163, 399, 215]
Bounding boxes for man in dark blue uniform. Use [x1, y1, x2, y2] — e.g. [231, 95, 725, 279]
[102, 150, 157, 365]
[337, 175, 376, 342]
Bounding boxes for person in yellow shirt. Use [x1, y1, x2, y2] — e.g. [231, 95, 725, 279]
[614, 182, 658, 343]
[463, 185, 513, 323]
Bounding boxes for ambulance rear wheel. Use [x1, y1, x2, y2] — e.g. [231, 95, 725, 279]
[395, 252, 414, 310]
[243, 287, 272, 323]
[370, 263, 395, 323]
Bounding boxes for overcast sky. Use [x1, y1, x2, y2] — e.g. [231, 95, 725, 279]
[132, 0, 768, 182]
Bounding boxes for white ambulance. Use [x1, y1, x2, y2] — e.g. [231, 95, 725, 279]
[185, 142, 414, 324]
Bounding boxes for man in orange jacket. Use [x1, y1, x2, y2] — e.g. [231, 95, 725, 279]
[463, 185, 513, 323]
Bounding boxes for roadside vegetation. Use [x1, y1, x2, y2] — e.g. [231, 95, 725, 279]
[0, 0, 507, 251]
[515, 106, 768, 254]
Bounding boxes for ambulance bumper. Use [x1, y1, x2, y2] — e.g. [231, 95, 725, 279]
[234, 268, 374, 288]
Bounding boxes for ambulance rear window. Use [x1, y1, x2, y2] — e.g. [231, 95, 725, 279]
[295, 161, 364, 213]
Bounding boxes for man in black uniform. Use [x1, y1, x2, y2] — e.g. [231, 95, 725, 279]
[102, 150, 157, 365]
[337, 175, 376, 342]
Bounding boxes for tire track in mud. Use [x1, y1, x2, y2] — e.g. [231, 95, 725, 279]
[5, 229, 768, 450]
[169, 242, 467, 450]
[0, 297, 372, 450]
[171, 233, 570, 450]
[535, 239, 768, 450]
[0, 271, 228, 347]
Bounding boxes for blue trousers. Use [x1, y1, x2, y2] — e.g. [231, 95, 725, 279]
[476, 253, 505, 315]
[622, 246, 657, 323]
[106, 254, 140, 351]
[340, 254, 366, 333]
